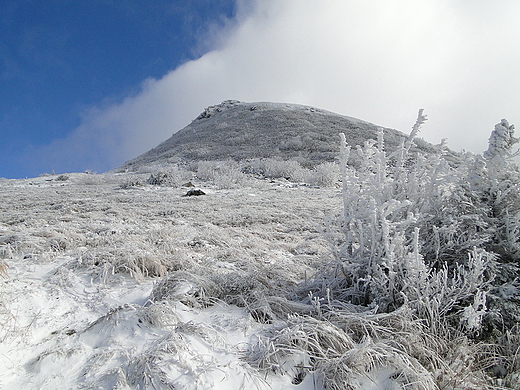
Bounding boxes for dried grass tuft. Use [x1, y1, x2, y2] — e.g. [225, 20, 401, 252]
[0, 258, 8, 278]
[150, 271, 222, 307]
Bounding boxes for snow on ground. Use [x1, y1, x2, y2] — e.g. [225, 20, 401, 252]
[0, 172, 339, 389]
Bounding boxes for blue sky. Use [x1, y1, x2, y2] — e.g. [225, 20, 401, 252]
[2, 0, 520, 178]
[1, 0, 235, 178]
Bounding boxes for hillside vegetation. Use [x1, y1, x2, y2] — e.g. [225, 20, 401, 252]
[0, 105, 519, 389]
[117, 100, 455, 172]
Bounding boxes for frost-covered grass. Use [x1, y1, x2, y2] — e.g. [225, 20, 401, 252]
[0, 171, 340, 389]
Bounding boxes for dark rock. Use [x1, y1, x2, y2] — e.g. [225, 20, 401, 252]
[183, 189, 205, 197]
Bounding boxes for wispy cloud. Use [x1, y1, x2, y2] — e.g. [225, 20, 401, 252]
[25, 0, 520, 175]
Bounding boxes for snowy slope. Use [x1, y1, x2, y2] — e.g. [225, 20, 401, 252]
[0, 172, 340, 389]
[116, 100, 445, 172]
[1, 169, 504, 389]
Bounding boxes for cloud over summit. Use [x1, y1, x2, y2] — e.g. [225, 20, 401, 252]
[26, 0, 520, 175]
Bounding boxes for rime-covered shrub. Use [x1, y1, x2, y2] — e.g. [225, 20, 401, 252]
[146, 172, 170, 186]
[261, 159, 303, 179]
[196, 160, 249, 189]
[483, 119, 518, 164]
[248, 113, 520, 389]
[478, 122, 520, 261]
[311, 162, 339, 187]
[146, 166, 192, 187]
[77, 173, 103, 185]
[308, 111, 515, 338]
[119, 178, 143, 189]
[197, 159, 237, 179]
[245, 158, 311, 182]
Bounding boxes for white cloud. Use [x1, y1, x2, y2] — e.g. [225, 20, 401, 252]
[28, 0, 520, 174]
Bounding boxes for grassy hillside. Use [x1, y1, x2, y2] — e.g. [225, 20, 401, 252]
[117, 100, 451, 172]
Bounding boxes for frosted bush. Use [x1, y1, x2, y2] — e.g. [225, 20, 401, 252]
[311, 162, 339, 187]
[279, 135, 304, 151]
[146, 166, 192, 187]
[290, 167, 312, 183]
[146, 172, 170, 186]
[246, 158, 312, 182]
[269, 112, 519, 388]
[196, 160, 249, 189]
[262, 159, 302, 179]
[119, 177, 143, 189]
[196, 161, 219, 181]
[483, 119, 518, 164]
[311, 111, 497, 335]
[214, 167, 249, 189]
[77, 172, 103, 185]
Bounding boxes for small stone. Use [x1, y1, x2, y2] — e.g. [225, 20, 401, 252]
[183, 189, 205, 197]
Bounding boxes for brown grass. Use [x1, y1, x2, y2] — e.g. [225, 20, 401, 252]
[0, 259, 8, 278]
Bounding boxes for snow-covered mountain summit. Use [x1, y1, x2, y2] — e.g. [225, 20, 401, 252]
[117, 100, 439, 172]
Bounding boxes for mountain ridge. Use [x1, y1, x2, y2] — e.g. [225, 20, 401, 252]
[117, 100, 446, 172]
